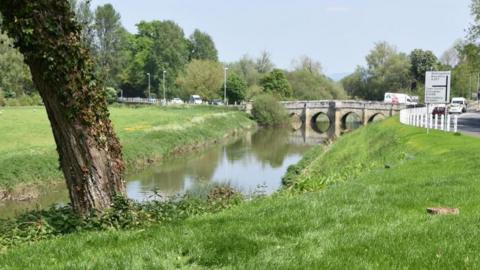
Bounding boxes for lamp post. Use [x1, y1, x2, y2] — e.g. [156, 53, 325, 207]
[146, 72, 151, 100]
[224, 67, 228, 105]
[163, 70, 166, 104]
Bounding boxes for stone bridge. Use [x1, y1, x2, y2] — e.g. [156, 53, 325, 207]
[282, 100, 405, 137]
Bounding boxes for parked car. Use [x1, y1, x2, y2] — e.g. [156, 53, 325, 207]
[449, 97, 467, 114]
[189, 95, 202, 104]
[209, 99, 224, 106]
[432, 105, 446, 116]
[170, 98, 184, 105]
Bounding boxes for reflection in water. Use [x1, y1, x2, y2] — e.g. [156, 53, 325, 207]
[312, 113, 331, 134]
[127, 128, 314, 199]
[0, 186, 68, 218]
[0, 127, 326, 218]
[342, 113, 363, 130]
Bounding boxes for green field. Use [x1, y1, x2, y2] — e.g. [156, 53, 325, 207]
[0, 105, 256, 191]
[1, 118, 480, 269]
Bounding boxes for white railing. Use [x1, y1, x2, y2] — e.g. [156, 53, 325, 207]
[400, 107, 458, 133]
[117, 97, 162, 104]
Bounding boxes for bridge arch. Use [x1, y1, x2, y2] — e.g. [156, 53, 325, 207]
[311, 112, 331, 133]
[341, 112, 362, 131]
[290, 113, 303, 130]
[368, 113, 385, 123]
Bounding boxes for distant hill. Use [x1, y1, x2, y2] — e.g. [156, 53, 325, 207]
[328, 72, 351, 81]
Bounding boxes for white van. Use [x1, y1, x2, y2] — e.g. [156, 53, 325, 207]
[384, 93, 417, 106]
[189, 95, 202, 104]
[449, 97, 467, 114]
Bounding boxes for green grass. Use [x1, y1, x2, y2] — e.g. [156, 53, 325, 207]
[2, 118, 480, 269]
[0, 105, 256, 189]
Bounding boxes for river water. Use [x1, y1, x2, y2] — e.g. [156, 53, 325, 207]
[0, 127, 331, 218]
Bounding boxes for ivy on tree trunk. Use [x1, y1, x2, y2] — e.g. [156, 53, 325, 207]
[0, 0, 125, 216]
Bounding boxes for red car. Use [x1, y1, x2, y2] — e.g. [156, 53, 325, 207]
[432, 106, 446, 116]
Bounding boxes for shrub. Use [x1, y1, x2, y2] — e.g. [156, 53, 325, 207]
[0, 185, 244, 249]
[225, 73, 247, 104]
[3, 93, 43, 106]
[251, 93, 289, 126]
[105, 87, 118, 104]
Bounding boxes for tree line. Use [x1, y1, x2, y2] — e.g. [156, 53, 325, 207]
[343, 0, 480, 102]
[3, 1, 480, 106]
[0, 1, 345, 105]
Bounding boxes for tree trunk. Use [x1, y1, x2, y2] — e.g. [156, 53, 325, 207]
[0, 0, 125, 216]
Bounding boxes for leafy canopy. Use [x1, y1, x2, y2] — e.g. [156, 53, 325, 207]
[260, 69, 292, 99]
[189, 29, 218, 62]
[176, 59, 224, 100]
[226, 72, 248, 103]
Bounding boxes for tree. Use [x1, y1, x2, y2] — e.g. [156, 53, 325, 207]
[94, 4, 128, 87]
[121, 20, 190, 97]
[342, 66, 368, 98]
[450, 43, 480, 98]
[469, 0, 480, 41]
[189, 29, 218, 61]
[440, 42, 461, 68]
[260, 69, 292, 98]
[289, 74, 345, 100]
[288, 56, 345, 100]
[0, 32, 34, 98]
[176, 59, 224, 100]
[255, 50, 274, 74]
[70, 0, 95, 50]
[409, 49, 438, 84]
[228, 55, 261, 87]
[343, 42, 412, 100]
[225, 72, 247, 103]
[292, 55, 322, 74]
[0, 0, 125, 216]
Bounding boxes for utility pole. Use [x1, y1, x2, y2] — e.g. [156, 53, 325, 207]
[224, 67, 228, 105]
[469, 74, 472, 100]
[163, 70, 166, 104]
[146, 72, 151, 100]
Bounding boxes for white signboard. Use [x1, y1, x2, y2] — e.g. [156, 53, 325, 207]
[425, 71, 451, 104]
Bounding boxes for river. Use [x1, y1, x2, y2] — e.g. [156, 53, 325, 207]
[0, 126, 334, 218]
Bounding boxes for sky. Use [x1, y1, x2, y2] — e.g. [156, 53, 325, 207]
[90, 0, 472, 77]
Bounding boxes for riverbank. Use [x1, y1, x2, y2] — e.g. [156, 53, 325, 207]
[0, 105, 256, 200]
[2, 118, 480, 268]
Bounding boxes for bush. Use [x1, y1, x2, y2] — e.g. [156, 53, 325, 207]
[105, 87, 118, 104]
[4, 93, 43, 106]
[0, 185, 244, 249]
[251, 94, 289, 126]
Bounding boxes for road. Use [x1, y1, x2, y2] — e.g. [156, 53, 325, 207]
[457, 112, 480, 137]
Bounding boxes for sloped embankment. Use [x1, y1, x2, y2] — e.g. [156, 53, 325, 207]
[2, 118, 480, 269]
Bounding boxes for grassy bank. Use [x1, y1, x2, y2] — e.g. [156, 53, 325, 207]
[2, 118, 480, 269]
[0, 105, 256, 193]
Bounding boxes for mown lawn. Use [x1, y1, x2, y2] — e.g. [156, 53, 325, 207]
[1, 118, 480, 269]
[0, 105, 256, 189]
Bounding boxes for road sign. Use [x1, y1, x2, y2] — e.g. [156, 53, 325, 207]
[425, 71, 451, 104]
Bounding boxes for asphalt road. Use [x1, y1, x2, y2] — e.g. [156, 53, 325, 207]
[457, 112, 480, 137]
